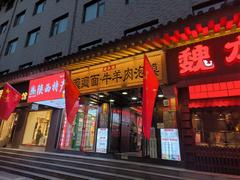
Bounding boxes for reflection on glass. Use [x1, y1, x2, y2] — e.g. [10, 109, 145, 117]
[22, 110, 52, 146]
[0, 113, 17, 146]
[191, 109, 240, 147]
[60, 105, 98, 152]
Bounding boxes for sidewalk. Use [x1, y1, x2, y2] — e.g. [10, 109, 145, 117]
[0, 171, 32, 180]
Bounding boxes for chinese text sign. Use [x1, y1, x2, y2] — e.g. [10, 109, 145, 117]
[28, 72, 65, 102]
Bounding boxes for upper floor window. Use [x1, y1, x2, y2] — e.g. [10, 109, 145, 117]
[0, 21, 8, 35]
[14, 10, 26, 26]
[5, 0, 14, 12]
[33, 0, 46, 15]
[50, 13, 68, 36]
[26, 27, 40, 47]
[83, 0, 105, 23]
[192, 0, 234, 15]
[5, 38, 18, 55]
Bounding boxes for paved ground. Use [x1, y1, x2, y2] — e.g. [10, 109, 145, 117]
[0, 171, 32, 180]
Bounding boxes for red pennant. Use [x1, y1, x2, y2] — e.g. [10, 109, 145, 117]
[65, 71, 80, 125]
[0, 83, 21, 120]
[142, 54, 159, 140]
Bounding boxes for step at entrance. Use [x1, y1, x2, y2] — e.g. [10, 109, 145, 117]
[0, 148, 239, 180]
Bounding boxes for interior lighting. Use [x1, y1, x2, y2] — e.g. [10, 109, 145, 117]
[122, 91, 128, 95]
[131, 97, 137, 100]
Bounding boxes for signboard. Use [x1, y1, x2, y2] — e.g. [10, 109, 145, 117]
[96, 128, 108, 153]
[166, 32, 240, 84]
[72, 51, 165, 94]
[28, 72, 65, 102]
[160, 128, 181, 161]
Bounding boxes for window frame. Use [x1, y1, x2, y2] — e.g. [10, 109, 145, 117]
[83, 0, 105, 23]
[0, 21, 8, 35]
[5, 38, 18, 55]
[33, 0, 46, 15]
[14, 10, 26, 27]
[50, 13, 68, 37]
[26, 27, 41, 47]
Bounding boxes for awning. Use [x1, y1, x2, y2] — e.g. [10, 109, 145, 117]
[189, 97, 240, 108]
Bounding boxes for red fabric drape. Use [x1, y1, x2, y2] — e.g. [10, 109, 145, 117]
[0, 83, 21, 120]
[142, 54, 159, 140]
[65, 71, 80, 125]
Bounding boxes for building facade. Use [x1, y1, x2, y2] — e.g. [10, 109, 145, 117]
[0, 0, 239, 176]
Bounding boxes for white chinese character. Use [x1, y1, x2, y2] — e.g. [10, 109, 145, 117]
[45, 83, 51, 93]
[37, 84, 44, 95]
[30, 86, 37, 95]
[59, 79, 65, 92]
[52, 81, 59, 92]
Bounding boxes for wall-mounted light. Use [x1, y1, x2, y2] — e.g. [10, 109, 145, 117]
[131, 97, 137, 100]
[122, 91, 128, 95]
[99, 94, 104, 98]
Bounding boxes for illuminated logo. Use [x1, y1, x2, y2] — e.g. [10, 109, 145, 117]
[224, 35, 240, 64]
[178, 45, 215, 75]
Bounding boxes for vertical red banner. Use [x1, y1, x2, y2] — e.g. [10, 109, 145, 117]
[142, 54, 159, 140]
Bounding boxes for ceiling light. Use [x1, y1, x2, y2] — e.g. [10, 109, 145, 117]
[110, 99, 115, 102]
[131, 97, 137, 100]
[99, 94, 104, 98]
[122, 91, 128, 95]
[158, 94, 164, 98]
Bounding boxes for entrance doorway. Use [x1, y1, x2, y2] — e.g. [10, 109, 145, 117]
[22, 110, 52, 147]
[0, 113, 18, 147]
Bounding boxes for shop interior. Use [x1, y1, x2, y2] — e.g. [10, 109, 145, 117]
[22, 110, 52, 147]
[60, 87, 177, 157]
[0, 113, 18, 147]
[191, 107, 240, 147]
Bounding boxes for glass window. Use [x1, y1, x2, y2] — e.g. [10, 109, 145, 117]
[0, 113, 17, 143]
[22, 110, 52, 146]
[14, 10, 26, 26]
[33, 0, 46, 15]
[0, 21, 8, 34]
[50, 14, 68, 36]
[26, 27, 40, 47]
[60, 105, 98, 152]
[192, 107, 240, 147]
[5, 38, 18, 55]
[83, 0, 105, 23]
[5, 1, 14, 11]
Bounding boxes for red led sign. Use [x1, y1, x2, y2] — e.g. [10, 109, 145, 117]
[166, 33, 240, 84]
[28, 72, 65, 102]
[224, 35, 240, 64]
[178, 45, 215, 75]
[189, 80, 240, 99]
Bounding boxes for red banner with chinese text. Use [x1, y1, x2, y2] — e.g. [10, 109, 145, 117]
[28, 72, 65, 102]
[0, 83, 21, 120]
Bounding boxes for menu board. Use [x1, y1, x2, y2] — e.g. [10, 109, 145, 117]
[96, 128, 108, 153]
[160, 129, 181, 161]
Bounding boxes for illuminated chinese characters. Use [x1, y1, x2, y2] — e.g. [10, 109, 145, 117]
[178, 35, 240, 75]
[71, 53, 163, 94]
[224, 35, 240, 64]
[28, 73, 65, 102]
[178, 45, 215, 75]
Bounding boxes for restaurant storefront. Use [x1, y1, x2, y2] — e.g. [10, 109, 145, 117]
[19, 72, 65, 151]
[166, 31, 240, 174]
[58, 50, 181, 164]
[0, 82, 29, 148]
